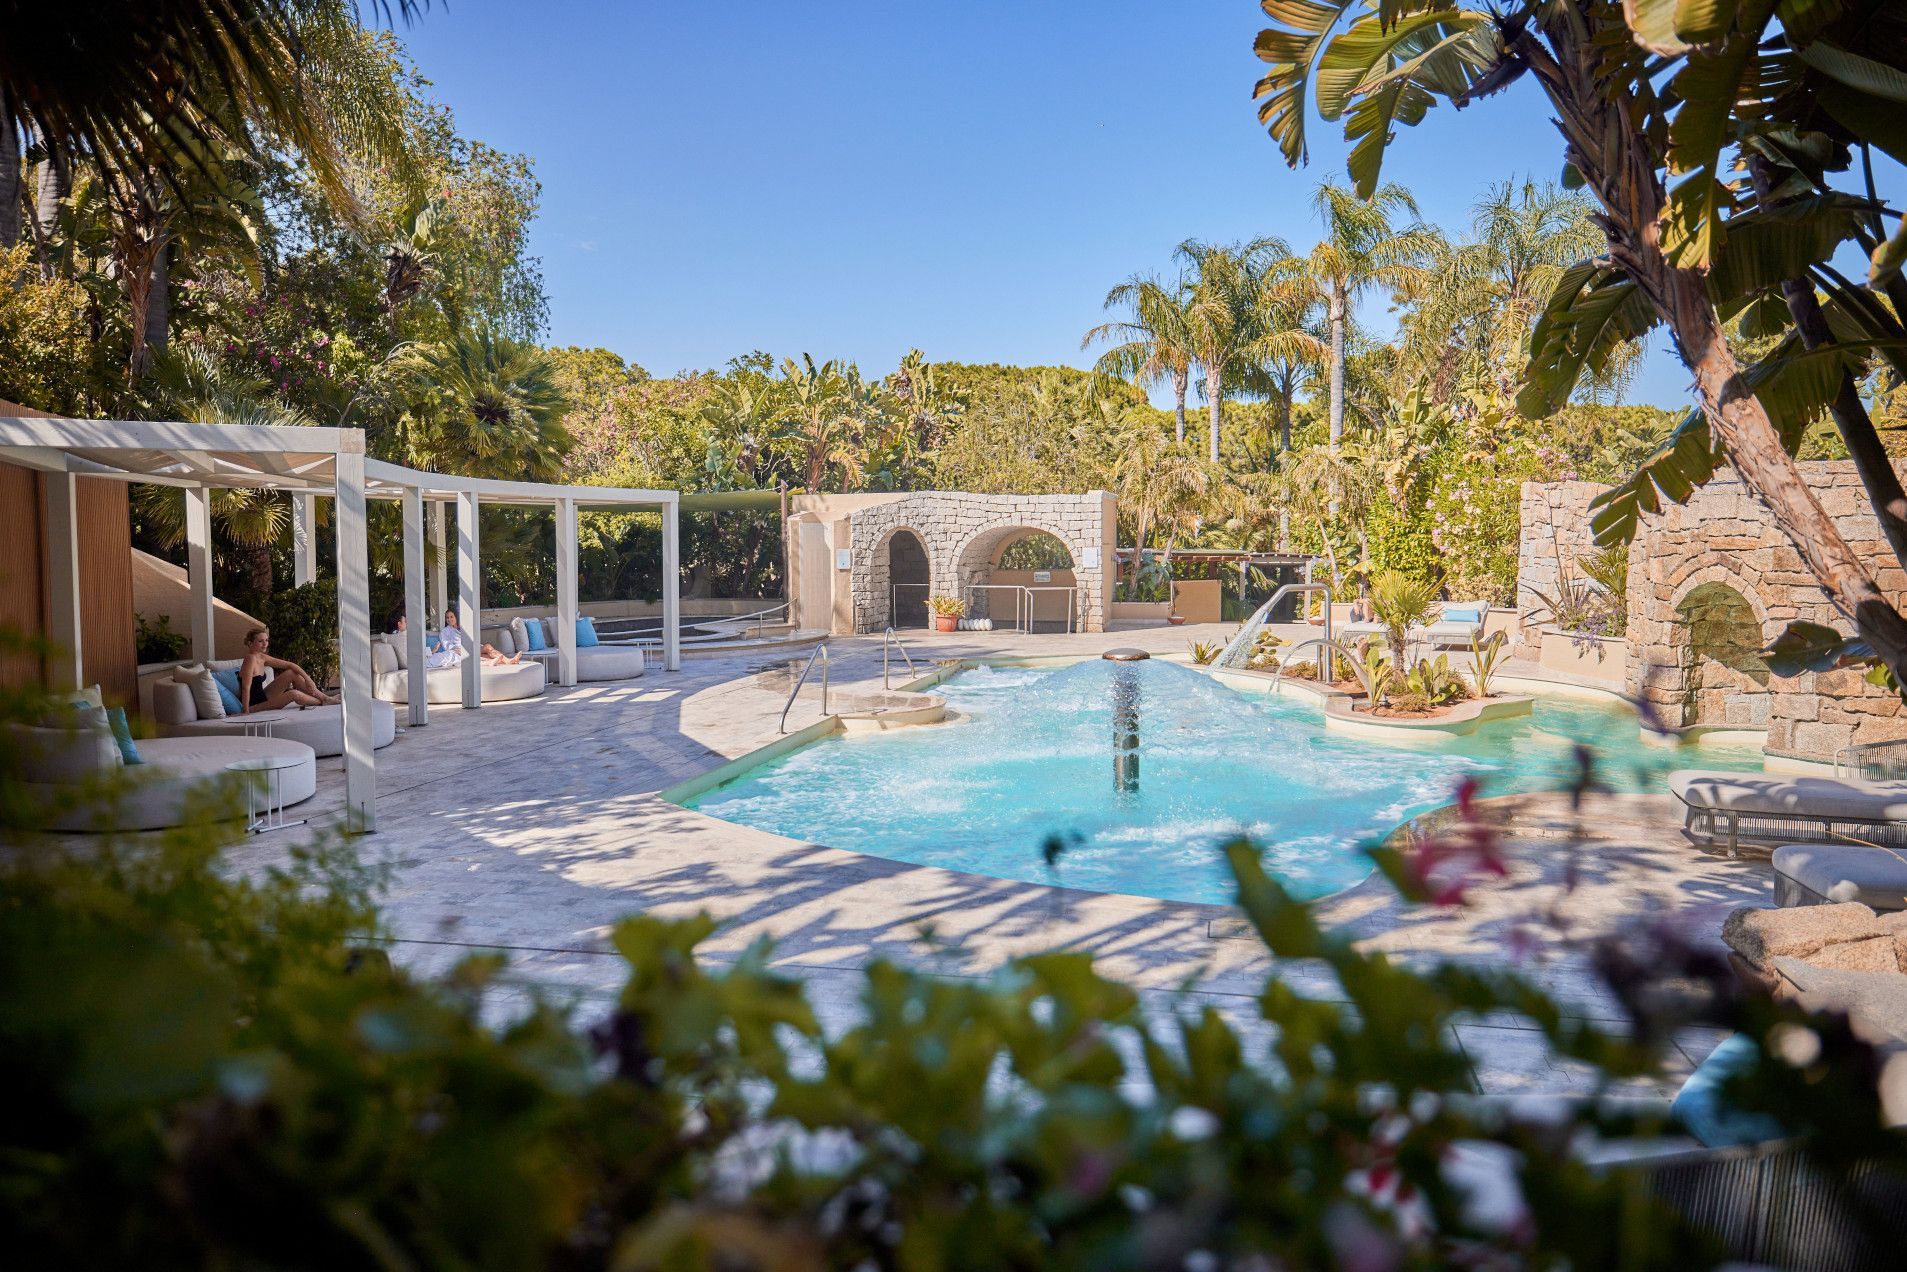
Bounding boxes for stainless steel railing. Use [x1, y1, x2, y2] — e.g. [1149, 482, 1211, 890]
[882, 627, 917, 690]
[778, 642, 831, 734]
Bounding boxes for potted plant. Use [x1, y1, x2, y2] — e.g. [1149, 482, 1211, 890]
[927, 595, 966, 633]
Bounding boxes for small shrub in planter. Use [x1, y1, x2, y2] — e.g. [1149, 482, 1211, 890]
[134, 612, 189, 665]
[927, 594, 966, 632]
[260, 578, 340, 687]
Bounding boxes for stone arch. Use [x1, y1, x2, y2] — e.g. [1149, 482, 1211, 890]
[865, 523, 933, 630]
[952, 522, 1092, 631]
[1670, 569, 1772, 728]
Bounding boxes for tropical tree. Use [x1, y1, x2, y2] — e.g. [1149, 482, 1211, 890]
[1252, 0, 1907, 687]
[1304, 182, 1438, 448]
[1083, 273, 1197, 441]
[135, 347, 312, 599]
[1177, 237, 1294, 465]
[778, 354, 865, 493]
[1397, 179, 1607, 403]
[1238, 254, 1329, 456]
[1111, 421, 1212, 569]
[409, 328, 570, 481]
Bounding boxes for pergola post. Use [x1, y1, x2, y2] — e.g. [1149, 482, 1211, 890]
[556, 497, 579, 687]
[184, 484, 216, 662]
[335, 449, 377, 832]
[456, 490, 482, 709]
[401, 487, 429, 727]
[42, 472, 84, 689]
[428, 499, 448, 622]
[292, 492, 318, 586]
[662, 497, 681, 671]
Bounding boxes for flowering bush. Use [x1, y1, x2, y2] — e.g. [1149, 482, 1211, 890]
[1427, 427, 1569, 605]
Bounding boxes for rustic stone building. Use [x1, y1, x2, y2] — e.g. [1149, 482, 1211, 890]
[784, 491, 1117, 635]
[1518, 463, 1907, 766]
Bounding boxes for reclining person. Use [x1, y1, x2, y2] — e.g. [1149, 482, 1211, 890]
[237, 626, 339, 711]
[395, 614, 465, 670]
[442, 609, 523, 665]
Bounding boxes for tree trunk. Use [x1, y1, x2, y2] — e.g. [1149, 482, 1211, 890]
[1519, 17, 1907, 680]
[1327, 286, 1347, 450]
[33, 147, 65, 263]
[1172, 366, 1188, 442]
[0, 92, 19, 252]
[1745, 154, 1907, 576]
[1278, 379, 1293, 457]
[1207, 367, 1222, 465]
[145, 239, 172, 365]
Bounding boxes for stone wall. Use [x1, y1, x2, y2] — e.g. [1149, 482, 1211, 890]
[1519, 463, 1907, 764]
[846, 492, 1112, 633]
[1514, 480, 1608, 650]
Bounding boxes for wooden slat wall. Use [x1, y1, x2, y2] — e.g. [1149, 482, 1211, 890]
[0, 461, 46, 691]
[77, 477, 137, 708]
[0, 460, 137, 707]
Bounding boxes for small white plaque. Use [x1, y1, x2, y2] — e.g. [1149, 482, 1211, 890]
[1081, 548, 1101, 570]
[835, 549, 852, 570]
[1034, 570, 1052, 583]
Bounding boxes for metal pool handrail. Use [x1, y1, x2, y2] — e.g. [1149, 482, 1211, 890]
[882, 627, 917, 690]
[964, 583, 1036, 634]
[1270, 636, 1373, 699]
[1215, 582, 1333, 670]
[778, 642, 831, 734]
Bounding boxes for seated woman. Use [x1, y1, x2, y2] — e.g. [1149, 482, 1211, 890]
[441, 609, 522, 666]
[237, 626, 339, 711]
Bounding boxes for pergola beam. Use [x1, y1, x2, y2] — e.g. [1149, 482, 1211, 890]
[42, 472, 84, 689]
[402, 487, 429, 727]
[456, 489, 482, 710]
[335, 450, 376, 831]
[292, 493, 318, 587]
[556, 497, 579, 687]
[184, 485, 216, 662]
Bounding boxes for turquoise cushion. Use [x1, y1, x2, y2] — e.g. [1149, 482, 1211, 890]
[576, 617, 600, 648]
[210, 668, 246, 714]
[524, 620, 547, 652]
[1441, 605, 1483, 624]
[106, 706, 142, 765]
[1670, 1034, 1785, 1148]
[426, 632, 441, 653]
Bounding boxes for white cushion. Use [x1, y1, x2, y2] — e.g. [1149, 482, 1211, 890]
[7, 722, 121, 784]
[156, 700, 397, 757]
[372, 658, 545, 704]
[1671, 770, 1907, 823]
[508, 618, 532, 655]
[150, 679, 197, 725]
[19, 735, 318, 833]
[1774, 844, 1907, 911]
[371, 641, 398, 676]
[174, 665, 227, 719]
[575, 646, 646, 681]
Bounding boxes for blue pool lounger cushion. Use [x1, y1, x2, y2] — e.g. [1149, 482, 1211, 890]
[576, 617, 600, 648]
[524, 620, 547, 651]
[1670, 1033, 1785, 1147]
[210, 668, 247, 715]
[1441, 605, 1484, 625]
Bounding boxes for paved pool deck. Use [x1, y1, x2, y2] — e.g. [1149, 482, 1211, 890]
[251, 621, 1773, 1098]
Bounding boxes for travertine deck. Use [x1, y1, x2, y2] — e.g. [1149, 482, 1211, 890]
[249, 621, 1770, 1097]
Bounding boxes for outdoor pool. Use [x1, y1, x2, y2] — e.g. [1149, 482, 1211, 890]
[685, 659, 1764, 906]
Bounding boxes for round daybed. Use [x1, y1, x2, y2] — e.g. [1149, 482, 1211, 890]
[9, 723, 317, 833]
[151, 677, 396, 756]
[489, 617, 647, 683]
[369, 637, 547, 704]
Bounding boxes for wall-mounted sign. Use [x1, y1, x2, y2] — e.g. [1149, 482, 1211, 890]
[1081, 548, 1101, 570]
[1033, 570, 1052, 583]
[835, 549, 853, 570]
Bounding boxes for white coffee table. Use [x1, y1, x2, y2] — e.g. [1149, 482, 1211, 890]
[226, 752, 306, 833]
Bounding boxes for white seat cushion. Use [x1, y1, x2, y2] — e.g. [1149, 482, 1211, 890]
[156, 700, 396, 757]
[373, 658, 545, 704]
[21, 735, 316, 832]
[1671, 770, 1907, 822]
[576, 645, 646, 681]
[1774, 844, 1907, 911]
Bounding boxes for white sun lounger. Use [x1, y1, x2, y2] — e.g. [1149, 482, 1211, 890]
[1670, 769, 1907, 856]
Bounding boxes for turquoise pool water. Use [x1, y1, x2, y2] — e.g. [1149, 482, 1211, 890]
[686, 659, 1764, 906]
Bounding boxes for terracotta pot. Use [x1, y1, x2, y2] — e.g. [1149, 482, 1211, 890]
[935, 615, 958, 633]
[1167, 615, 1186, 626]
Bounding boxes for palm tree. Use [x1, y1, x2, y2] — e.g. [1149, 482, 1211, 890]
[778, 354, 864, 493]
[1306, 182, 1438, 448]
[1177, 237, 1289, 465]
[1398, 180, 1605, 403]
[1237, 255, 1328, 457]
[136, 346, 313, 599]
[411, 329, 571, 481]
[1083, 274, 1197, 441]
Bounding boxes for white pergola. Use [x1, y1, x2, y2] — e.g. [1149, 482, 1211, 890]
[0, 415, 681, 833]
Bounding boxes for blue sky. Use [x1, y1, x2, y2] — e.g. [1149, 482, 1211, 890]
[399, 0, 1689, 408]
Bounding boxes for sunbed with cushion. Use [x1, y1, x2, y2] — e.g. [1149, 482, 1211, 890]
[1670, 768, 1907, 855]
[369, 635, 546, 703]
[1773, 843, 1907, 910]
[150, 661, 395, 757]
[1418, 600, 1490, 648]
[495, 616, 646, 682]
[9, 720, 316, 833]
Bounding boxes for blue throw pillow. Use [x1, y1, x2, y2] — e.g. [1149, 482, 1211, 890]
[210, 668, 246, 714]
[106, 706, 143, 765]
[426, 631, 441, 653]
[1670, 1034, 1785, 1148]
[524, 620, 547, 651]
[1442, 605, 1483, 625]
[576, 617, 600, 648]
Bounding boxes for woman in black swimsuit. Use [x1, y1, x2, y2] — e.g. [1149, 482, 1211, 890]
[237, 627, 339, 712]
